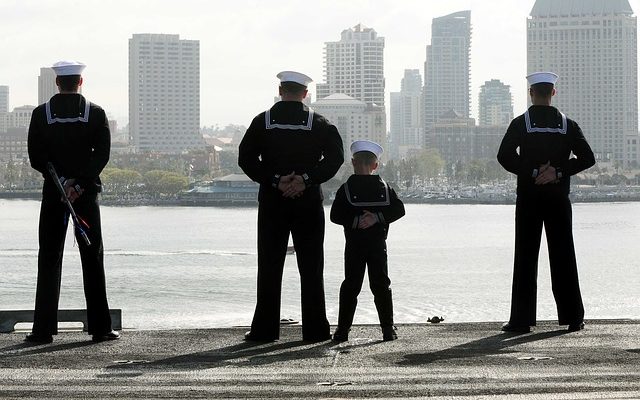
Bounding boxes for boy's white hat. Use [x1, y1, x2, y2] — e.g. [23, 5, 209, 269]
[276, 71, 313, 86]
[51, 61, 86, 76]
[351, 140, 383, 158]
[526, 71, 558, 86]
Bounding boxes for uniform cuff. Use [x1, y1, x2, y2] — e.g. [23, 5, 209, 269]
[271, 174, 281, 189]
[301, 173, 312, 187]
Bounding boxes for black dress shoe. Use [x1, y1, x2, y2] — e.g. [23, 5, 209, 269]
[501, 322, 531, 333]
[92, 330, 121, 342]
[244, 331, 277, 342]
[382, 326, 398, 341]
[332, 328, 349, 342]
[568, 322, 585, 332]
[303, 333, 331, 343]
[25, 333, 53, 344]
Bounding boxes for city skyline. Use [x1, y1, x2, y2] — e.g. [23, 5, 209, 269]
[2, 0, 640, 129]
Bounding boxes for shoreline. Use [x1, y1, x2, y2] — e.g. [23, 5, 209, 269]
[3, 191, 640, 206]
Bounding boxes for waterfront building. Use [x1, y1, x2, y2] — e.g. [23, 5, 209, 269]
[423, 11, 471, 130]
[429, 109, 475, 166]
[390, 69, 423, 160]
[317, 24, 385, 107]
[528, 0, 638, 166]
[478, 80, 513, 126]
[38, 67, 58, 105]
[474, 125, 508, 160]
[129, 33, 203, 153]
[0, 86, 8, 113]
[311, 94, 386, 159]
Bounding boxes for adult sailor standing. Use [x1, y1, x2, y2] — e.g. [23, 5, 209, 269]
[497, 72, 595, 333]
[239, 71, 344, 342]
[26, 61, 119, 343]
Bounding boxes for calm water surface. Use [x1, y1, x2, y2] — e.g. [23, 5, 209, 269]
[1, 199, 638, 329]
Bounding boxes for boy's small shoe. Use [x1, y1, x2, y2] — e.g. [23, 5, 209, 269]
[382, 326, 398, 341]
[332, 328, 349, 342]
[568, 322, 585, 332]
[92, 330, 121, 342]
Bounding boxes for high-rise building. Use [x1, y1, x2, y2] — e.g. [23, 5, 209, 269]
[0, 105, 35, 161]
[311, 94, 386, 158]
[129, 33, 203, 153]
[38, 67, 58, 104]
[430, 109, 475, 166]
[528, 0, 638, 166]
[423, 11, 471, 130]
[6, 105, 35, 129]
[0, 86, 8, 134]
[478, 79, 513, 126]
[317, 24, 385, 107]
[0, 86, 8, 113]
[390, 69, 423, 159]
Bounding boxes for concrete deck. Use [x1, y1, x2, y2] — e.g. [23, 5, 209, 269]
[0, 320, 638, 399]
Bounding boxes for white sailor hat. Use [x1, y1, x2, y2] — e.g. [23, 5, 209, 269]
[51, 61, 86, 76]
[526, 71, 558, 86]
[277, 71, 313, 87]
[351, 140, 384, 158]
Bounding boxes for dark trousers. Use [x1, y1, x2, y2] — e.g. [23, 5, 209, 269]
[250, 197, 330, 340]
[32, 186, 112, 335]
[338, 235, 393, 329]
[509, 193, 584, 326]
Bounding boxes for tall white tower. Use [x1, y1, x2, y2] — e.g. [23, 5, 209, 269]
[528, 0, 638, 166]
[129, 34, 202, 153]
[317, 24, 385, 107]
[423, 11, 471, 130]
[38, 68, 58, 105]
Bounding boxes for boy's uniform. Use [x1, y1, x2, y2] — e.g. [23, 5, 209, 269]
[330, 173, 405, 334]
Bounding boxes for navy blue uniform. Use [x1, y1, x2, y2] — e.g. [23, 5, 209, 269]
[330, 175, 405, 330]
[27, 93, 112, 336]
[497, 105, 595, 327]
[238, 101, 344, 341]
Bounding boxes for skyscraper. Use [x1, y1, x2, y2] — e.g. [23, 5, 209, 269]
[0, 86, 8, 113]
[0, 86, 8, 134]
[390, 69, 423, 159]
[38, 67, 58, 105]
[528, 0, 638, 166]
[478, 79, 513, 126]
[317, 24, 385, 107]
[423, 11, 471, 129]
[129, 33, 202, 153]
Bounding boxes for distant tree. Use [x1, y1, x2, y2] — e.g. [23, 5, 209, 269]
[101, 168, 142, 196]
[380, 159, 398, 187]
[414, 149, 444, 179]
[143, 170, 188, 197]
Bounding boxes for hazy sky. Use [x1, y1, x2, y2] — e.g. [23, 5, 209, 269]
[2, 0, 639, 128]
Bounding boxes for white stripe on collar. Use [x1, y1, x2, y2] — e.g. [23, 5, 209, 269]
[265, 108, 314, 131]
[46, 100, 90, 125]
[524, 109, 566, 134]
[344, 179, 391, 207]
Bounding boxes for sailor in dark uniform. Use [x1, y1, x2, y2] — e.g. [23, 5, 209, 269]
[238, 71, 344, 342]
[497, 72, 595, 333]
[26, 61, 119, 343]
[330, 141, 405, 342]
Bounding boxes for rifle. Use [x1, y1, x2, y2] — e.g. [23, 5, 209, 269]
[46, 162, 91, 246]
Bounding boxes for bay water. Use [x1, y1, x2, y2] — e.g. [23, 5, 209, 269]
[1, 200, 638, 330]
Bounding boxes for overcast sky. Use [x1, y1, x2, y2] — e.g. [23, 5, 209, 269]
[1, 0, 639, 128]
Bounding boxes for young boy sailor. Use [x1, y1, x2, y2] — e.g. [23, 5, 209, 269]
[330, 140, 405, 341]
